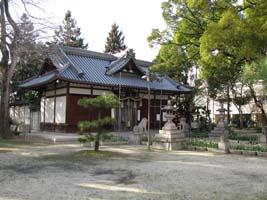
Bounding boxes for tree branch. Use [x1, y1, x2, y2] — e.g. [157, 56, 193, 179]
[0, 1, 9, 66]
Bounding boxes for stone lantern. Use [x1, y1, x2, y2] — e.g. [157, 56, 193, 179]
[162, 100, 177, 130]
[152, 100, 185, 150]
[209, 103, 229, 153]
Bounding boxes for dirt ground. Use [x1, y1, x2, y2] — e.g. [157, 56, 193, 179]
[0, 143, 267, 200]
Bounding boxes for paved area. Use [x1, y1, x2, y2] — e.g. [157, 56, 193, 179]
[21, 130, 159, 143]
[22, 132, 81, 143]
[0, 144, 267, 200]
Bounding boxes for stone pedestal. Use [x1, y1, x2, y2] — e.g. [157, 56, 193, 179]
[152, 100, 185, 150]
[259, 134, 267, 145]
[218, 134, 230, 153]
[153, 129, 185, 150]
[129, 133, 142, 145]
[152, 111, 185, 150]
[218, 141, 230, 153]
[209, 126, 229, 140]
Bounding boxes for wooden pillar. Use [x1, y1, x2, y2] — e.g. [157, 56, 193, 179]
[153, 91, 156, 129]
[65, 82, 70, 132]
[53, 83, 57, 131]
[43, 90, 46, 131]
[90, 85, 93, 97]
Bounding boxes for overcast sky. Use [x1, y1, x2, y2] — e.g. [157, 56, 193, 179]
[27, 0, 166, 61]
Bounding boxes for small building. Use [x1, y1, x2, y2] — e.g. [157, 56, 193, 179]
[20, 46, 191, 132]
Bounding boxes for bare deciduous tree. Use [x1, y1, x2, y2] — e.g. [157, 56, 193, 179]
[0, 0, 20, 139]
[0, 0, 49, 139]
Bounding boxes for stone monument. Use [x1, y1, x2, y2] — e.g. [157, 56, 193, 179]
[209, 104, 229, 139]
[179, 117, 190, 136]
[129, 118, 148, 144]
[259, 126, 267, 145]
[152, 100, 185, 150]
[209, 103, 229, 153]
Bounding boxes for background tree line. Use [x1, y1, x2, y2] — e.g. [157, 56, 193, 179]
[148, 0, 267, 129]
[0, 1, 126, 139]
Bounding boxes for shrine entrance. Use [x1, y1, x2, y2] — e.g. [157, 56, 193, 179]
[117, 97, 142, 131]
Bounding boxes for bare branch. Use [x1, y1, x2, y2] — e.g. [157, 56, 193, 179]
[4, 0, 19, 40]
[20, 0, 47, 20]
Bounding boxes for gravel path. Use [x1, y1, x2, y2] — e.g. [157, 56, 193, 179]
[0, 144, 267, 200]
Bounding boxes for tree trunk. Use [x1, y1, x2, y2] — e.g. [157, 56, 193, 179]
[249, 85, 267, 126]
[0, 68, 13, 139]
[0, 0, 19, 139]
[94, 135, 100, 151]
[239, 107, 243, 129]
[227, 86, 231, 125]
[94, 111, 101, 151]
[206, 96, 211, 131]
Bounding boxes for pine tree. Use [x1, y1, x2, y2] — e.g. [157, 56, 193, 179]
[53, 10, 88, 49]
[78, 94, 120, 151]
[16, 13, 43, 80]
[104, 23, 127, 54]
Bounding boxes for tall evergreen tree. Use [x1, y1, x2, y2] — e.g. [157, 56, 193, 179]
[104, 23, 127, 54]
[11, 13, 47, 103]
[53, 10, 88, 49]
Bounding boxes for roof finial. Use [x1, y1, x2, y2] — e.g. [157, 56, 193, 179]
[126, 49, 135, 58]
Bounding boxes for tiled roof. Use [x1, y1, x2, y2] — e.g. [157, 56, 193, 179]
[20, 72, 57, 88]
[105, 49, 145, 76]
[20, 46, 191, 93]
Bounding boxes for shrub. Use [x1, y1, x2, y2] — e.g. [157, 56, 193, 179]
[110, 136, 127, 142]
[78, 136, 88, 143]
[78, 133, 114, 144]
[189, 131, 209, 138]
[230, 144, 267, 152]
[228, 133, 258, 143]
[186, 139, 218, 149]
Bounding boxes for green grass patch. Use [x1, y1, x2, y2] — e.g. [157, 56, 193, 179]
[0, 139, 45, 147]
[79, 150, 123, 158]
[0, 149, 12, 153]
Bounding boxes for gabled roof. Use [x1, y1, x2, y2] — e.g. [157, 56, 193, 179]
[105, 49, 145, 76]
[20, 46, 191, 94]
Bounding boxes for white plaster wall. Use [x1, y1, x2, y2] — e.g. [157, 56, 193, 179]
[111, 108, 115, 119]
[56, 88, 67, 95]
[93, 89, 112, 96]
[41, 97, 45, 122]
[155, 95, 169, 100]
[45, 88, 67, 97]
[10, 106, 30, 125]
[141, 94, 169, 100]
[45, 98, 54, 123]
[46, 90, 55, 97]
[55, 96, 66, 123]
[70, 88, 91, 95]
[208, 99, 261, 122]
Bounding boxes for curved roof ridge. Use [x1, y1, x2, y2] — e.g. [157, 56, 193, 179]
[57, 47, 85, 78]
[59, 45, 117, 61]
